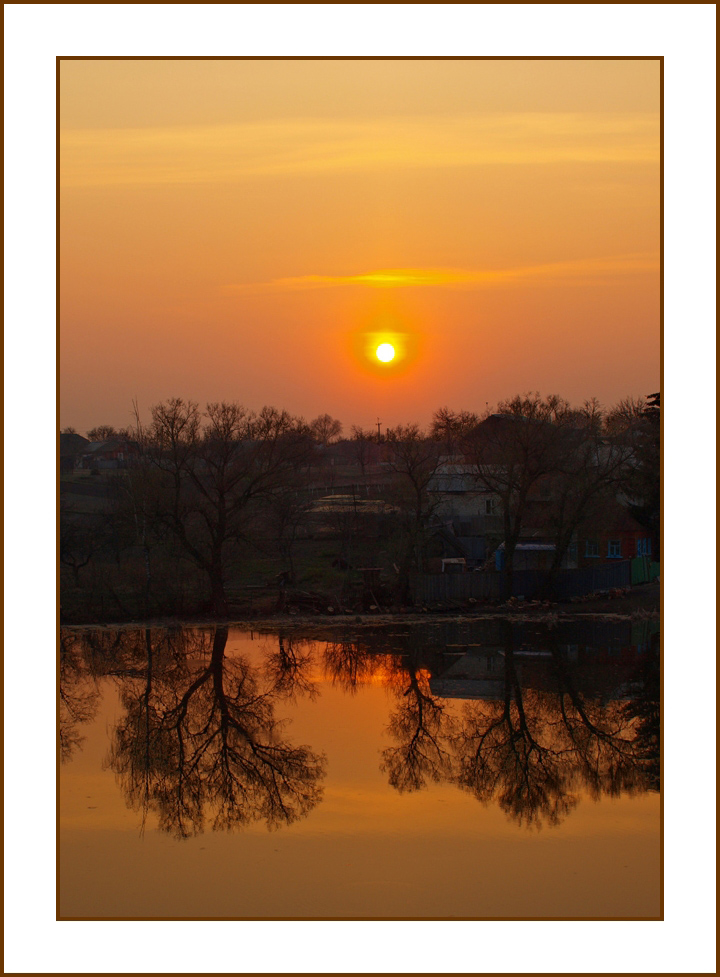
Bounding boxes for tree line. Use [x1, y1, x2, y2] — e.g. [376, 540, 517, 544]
[60, 392, 659, 619]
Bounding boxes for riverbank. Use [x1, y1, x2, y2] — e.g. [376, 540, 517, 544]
[61, 582, 659, 633]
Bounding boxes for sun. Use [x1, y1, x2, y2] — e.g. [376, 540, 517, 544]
[376, 343, 395, 363]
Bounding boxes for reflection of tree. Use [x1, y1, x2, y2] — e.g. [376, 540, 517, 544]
[321, 636, 457, 792]
[544, 638, 644, 802]
[106, 627, 326, 838]
[380, 653, 456, 793]
[59, 632, 101, 762]
[453, 654, 578, 828]
[620, 632, 660, 791]
[322, 641, 384, 694]
[451, 624, 659, 828]
[263, 636, 319, 702]
[62, 623, 660, 836]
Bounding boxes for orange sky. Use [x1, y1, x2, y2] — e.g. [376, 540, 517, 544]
[59, 58, 660, 434]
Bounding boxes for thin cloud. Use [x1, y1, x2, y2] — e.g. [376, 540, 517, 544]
[61, 113, 659, 188]
[224, 253, 660, 294]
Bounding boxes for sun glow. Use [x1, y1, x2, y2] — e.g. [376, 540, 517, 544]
[353, 330, 417, 374]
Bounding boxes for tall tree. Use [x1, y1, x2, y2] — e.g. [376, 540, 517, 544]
[430, 406, 481, 454]
[614, 393, 660, 561]
[309, 413, 343, 446]
[143, 399, 314, 615]
[349, 425, 376, 478]
[86, 424, 132, 441]
[542, 399, 638, 587]
[462, 394, 575, 597]
[384, 424, 444, 603]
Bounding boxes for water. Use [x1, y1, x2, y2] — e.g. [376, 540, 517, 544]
[59, 618, 660, 919]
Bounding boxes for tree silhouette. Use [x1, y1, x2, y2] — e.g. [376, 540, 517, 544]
[462, 394, 576, 597]
[140, 399, 315, 614]
[321, 640, 388, 695]
[59, 632, 101, 763]
[384, 424, 444, 603]
[380, 649, 457, 792]
[262, 635, 320, 702]
[430, 406, 480, 454]
[106, 627, 326, 838]
[309, 413, 343, 446]
[452, 646, 573, 828]
[450, 623, 658, 828]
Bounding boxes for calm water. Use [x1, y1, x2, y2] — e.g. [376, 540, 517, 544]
[59, 619, 660, 919]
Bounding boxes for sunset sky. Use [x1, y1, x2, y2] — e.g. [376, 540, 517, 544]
[60, 58, 660, 434]
[5, 5, 715, 973]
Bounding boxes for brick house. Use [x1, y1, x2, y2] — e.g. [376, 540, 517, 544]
[80, 438, 140, 470]
[577, 500, 653, 567]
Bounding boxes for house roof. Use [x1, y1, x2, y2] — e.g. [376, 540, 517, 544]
[59, 432, 90, 455]
[83, 438, 138, 454]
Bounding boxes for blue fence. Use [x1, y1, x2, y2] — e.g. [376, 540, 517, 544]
[414, 560, 632, 603]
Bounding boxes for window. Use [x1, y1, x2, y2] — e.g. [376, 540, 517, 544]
[585, 540, 599, 558]
[637, 538, 652, 557]
[484, 499, 497, 515]
[608, 539, 622, 558]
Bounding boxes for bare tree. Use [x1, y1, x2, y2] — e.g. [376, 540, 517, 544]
[542, 399, 637, 587]
[86, 424, 132, 441]
[262, 484, 314, 586]
[463, 394, 575, 598]
[309, 413, 343, 446]
[349, 425, 376, 479]
[144, 399, 315, 615]
[384, 424, 444, 603]
[430, 407, 480, 454]
[60, 499, 111, 587]
[606, 393, 660, 560]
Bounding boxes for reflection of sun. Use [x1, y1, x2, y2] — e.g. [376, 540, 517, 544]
[376, 343, 395, 363]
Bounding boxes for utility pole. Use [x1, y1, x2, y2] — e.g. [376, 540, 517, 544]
[376, 417, 382, 442]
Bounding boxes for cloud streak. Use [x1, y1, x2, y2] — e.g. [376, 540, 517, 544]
[224, 253, 660, 294]
[61, 113, 659, 187]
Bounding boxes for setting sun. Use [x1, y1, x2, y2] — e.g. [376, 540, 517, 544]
[376, 343, 395, 363]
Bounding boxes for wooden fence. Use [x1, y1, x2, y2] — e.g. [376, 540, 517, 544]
[414, 560, 632, 603]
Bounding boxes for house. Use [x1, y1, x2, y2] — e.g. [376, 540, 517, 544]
[577, 499, 653, 567]
[427, 459, 502, 538]
[80, 438, 140, 470]
[60, 432, 90, 473]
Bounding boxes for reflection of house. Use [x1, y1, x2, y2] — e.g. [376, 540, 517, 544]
[80, 439, 139, 470]
[428, 628, 658, 702]
[429, 651, 505, 700]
